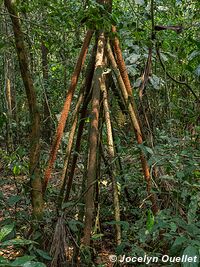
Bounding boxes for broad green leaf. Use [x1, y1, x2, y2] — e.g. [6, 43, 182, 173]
[10, 256, 36, 266]
[91, 233, 104, 240]
[126, 54, 140, 64]
[62, 202, 75, 209]
[23, 262, 46, 267]
[170, 222, 177, 232]
[8, 195, 22, 206]
[190, 240, 200, 247]
[0, 224, 15, 242]
[146, 210, 154, 231]
[149, 74, 165, 90]
[182, 245, 199, 267]
[195, 65, 200, 76]
[170, 236, 187, 255]
[13, 164, 21, 175]
[144, 146, 154, 155]
[116, 242, 128, 255]
[160, 52, 168, 62]
[187, 195, 199, 224]
[85, 117, 90, 123]
[0, 113, 7, 128]
[134, 78, 142, 88]
[193, 170, 200, 178]
[176, 171, 185, 179]
[135, 0, 144, 5]
[172, 236, 187, 248]
[188, 50, 200, 61]
[68, 220, 83, 232]
[157, 5, 169, 11]
[36, 249, 52, 260]
[1, 238, 36, 247]
[184, 224, 200, 236]
[127, 65, 138, 76]
[0, 256, 9, 265]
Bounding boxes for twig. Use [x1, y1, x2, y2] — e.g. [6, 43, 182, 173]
[156, 46, 199, 101]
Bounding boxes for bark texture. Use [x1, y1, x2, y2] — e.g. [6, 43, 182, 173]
[102, 81, 121, 245]
[4, 0, 43, 218]
[107, 42, 159, 214]
[83, 33, 106, 246]
[64, 46, 97, 203]
[43, 30, 93, 192]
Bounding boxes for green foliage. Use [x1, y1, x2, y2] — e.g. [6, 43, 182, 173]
[13, 164, 22, 176]
[10, 256, 36, 266]
[182, 246, 199, 267]
[0, 222, 50, 266]
[0, 224, 15, 242]
[91, 233, 104, 241]
[0, 238, 36, 247]
[0, 148, 29, 176]
[0, 0, 199, 266]
[0, 256, 46, 267]
[68, 219, 84, 232]
[78, 1, 116, 31]
[0, 112, 7, 128]
[80, 245, 95, 266]
[7, 195, 22, 206]
[35, 249, 52, 261]
[146, 210, 155, 232]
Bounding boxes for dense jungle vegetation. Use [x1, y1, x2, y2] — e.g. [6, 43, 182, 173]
[0, 0, 199, 266]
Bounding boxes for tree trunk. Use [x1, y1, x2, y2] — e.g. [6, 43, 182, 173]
[63, 45, 97, 204]
[83, 32, 106, 246]
[4, 56, 13, 152]
[107, 42, 159, 214]
[102, 81, 121, 245]
[4, 0, 43, 218]
[43, 30, 93, 192]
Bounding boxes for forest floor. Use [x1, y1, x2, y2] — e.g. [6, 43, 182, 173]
[1, 137, 200, 267]
[0, 169, 117, 267]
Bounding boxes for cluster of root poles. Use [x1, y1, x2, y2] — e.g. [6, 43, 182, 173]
[43, 27, 159, 260]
